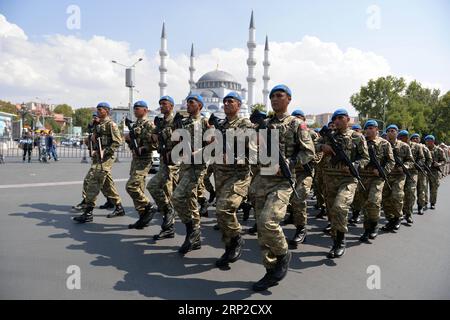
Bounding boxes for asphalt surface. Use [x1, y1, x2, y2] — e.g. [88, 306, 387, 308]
[1, 159, 449, 300]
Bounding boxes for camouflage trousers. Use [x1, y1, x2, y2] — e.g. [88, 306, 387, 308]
[147, 162, 179, 213]
[290, 171, 313, 227]
[313, 166, 326, 209]
[215, 168, 251, 245]
[249, 174, 291, 269]
[172, 164, 207, 230]
[351, 186, 365, 212]
[416, 171, 429, 207]
[324, 174, 358, 236]
[403, 171, 418, 217]
[198, 165, 214, 203]
[81, 169, 112, 200]
[126, 157, 152, 212]
[84, 157, 122, 207]
[382, 174, 406, 220]
[429, 169, 440, 205]
[358, 176, 385, 229]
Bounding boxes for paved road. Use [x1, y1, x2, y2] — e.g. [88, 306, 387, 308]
[1, 160, 449, 299]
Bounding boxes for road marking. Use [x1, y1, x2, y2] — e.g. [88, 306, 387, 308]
[0, 179, 129, 189]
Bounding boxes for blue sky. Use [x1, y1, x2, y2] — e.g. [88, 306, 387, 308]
[0, 0, 449, 111]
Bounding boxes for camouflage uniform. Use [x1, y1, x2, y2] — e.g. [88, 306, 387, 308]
[84, 116, 122, 208]
[147, 113, 180, 214]
[403, 141, 424, 218]
[318, 128, 369, 237]
[417, 143, 432, 208]
[359, 137, 395, 228]
[428, 145, 446, 205]
[249, 113, 315, 269]
[382, 140, 414, 222]
[172, 114, 209, 230]
[214, 116, 253, 245]
[125, 118, 156, 212]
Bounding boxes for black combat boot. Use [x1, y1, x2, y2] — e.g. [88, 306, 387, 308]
[248, 223, 257, 235]
[252, 269, 279, 292]
[417, 206, 424, 215]
[381, 219, 395, 232]
[99, 198, 115, 210]
[128, 203, 156, 229]
[72, 199, 86, 211]
[272, 251, 292, 281]
[73, 206, 94, 223]
[430, 204, 436, 210]
[199, 198, 209, 217]
[405, 215, 413, 224]
[369, 221, 379, 240]
[107, 203, 125, 218]
[359, 228, 371, 242]
[327, 232, 346, 259]
[316, 207, 327, 219]
[215, 235, 244, 268]
[393, 217, 401, 230]
[213, 223, 220, 230]
[289, 225, 307, 247]
[348, 210, 361, 224]
[153, 208, 175, 240]
[178, 221, 201, 254]
[208, 190, 216, 203]
[323, 223, 332, 234]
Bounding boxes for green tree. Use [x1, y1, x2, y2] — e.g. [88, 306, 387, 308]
[0, 100, 19, 116]
[53, 104, 74, 117]
[45, 118, 61, 133]
[73, 108, 93, 130]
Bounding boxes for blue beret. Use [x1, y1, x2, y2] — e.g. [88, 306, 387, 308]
[398, 130, 409, 137]
[424, 135, 435, 141]
[291, 109, 305, 117]
[270, 85, 292, 98]
[363, 120, 378, 129]
[186, 94, 204, 107]
[159, 95, 175, 105]
[332, 108, 349, 120]
[410, 133, 420, 139]
[223, 91, 242, 103]
[352, 124, 362, 130]
[96, 102, 111, 110]
[134, 100, 148, 109]
[386, 124, 399, 131]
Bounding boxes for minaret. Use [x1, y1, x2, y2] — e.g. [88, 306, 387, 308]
[262, 35, 270, 110]
[246, 11, 256, 110]
[159, 22, 168, 97]
[189, 43, 196, 91]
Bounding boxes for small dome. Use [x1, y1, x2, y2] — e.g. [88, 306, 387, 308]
[198, 70, 238, 83]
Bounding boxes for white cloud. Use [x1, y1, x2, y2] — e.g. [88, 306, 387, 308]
[0, 13, 423, 116]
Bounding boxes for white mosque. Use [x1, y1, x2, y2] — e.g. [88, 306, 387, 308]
[157, 11, 271, 117]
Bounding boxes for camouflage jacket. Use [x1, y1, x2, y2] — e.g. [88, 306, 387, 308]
[390, 139, 414, 175]
[408, 141, 425, 172]
[317, 128, 369, 176]
[94, 117, 122, 159]
[153, 113, 178, 164]
[428, 146, 446, 171]
[129, 117, 156, 159]
[421, 143, 433, 167]
[361, 136, 395, 177]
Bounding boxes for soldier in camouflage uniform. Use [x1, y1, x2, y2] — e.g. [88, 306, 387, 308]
[212, 92, 253, 268]
[381, 125, 414, 232]
[286, 109, 317, 247]
[72, 112, 115, 211]
[317, 109, 369, 258]
[249, 85, 315, 291]
[398, 130, 424, 224]
[411, 134, 432, 214]
[358, 120, 395, 242]
[171, 94, 211, 255]
[147, 96, 180, 240]
[425, 135, 446, 209]
[348, 124, 365, 225]
[198, 164, 215, 217]
[73, 102, 125, 223]
[125, 101, 158, 230]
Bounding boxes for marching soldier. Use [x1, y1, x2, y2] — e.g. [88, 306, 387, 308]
[125, 101, 158, 230]
[287, 109, 317, 247]
[212, 92, 253, 268]
[317, 109, 369, 258]
[348, 124, 364, 225]
[398, 130, 424, 224]
[198, 164, 215, 217]
[411, 133, 432, 214]
[171, 94, 211, 254]
[425, 135, 446, 209]
[73, 102, 125, 223]
[358, 120, 395, 242]
[249, 85, 315, 291]
[147, 96, 180, 240]
[381, 125, 414, 231]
